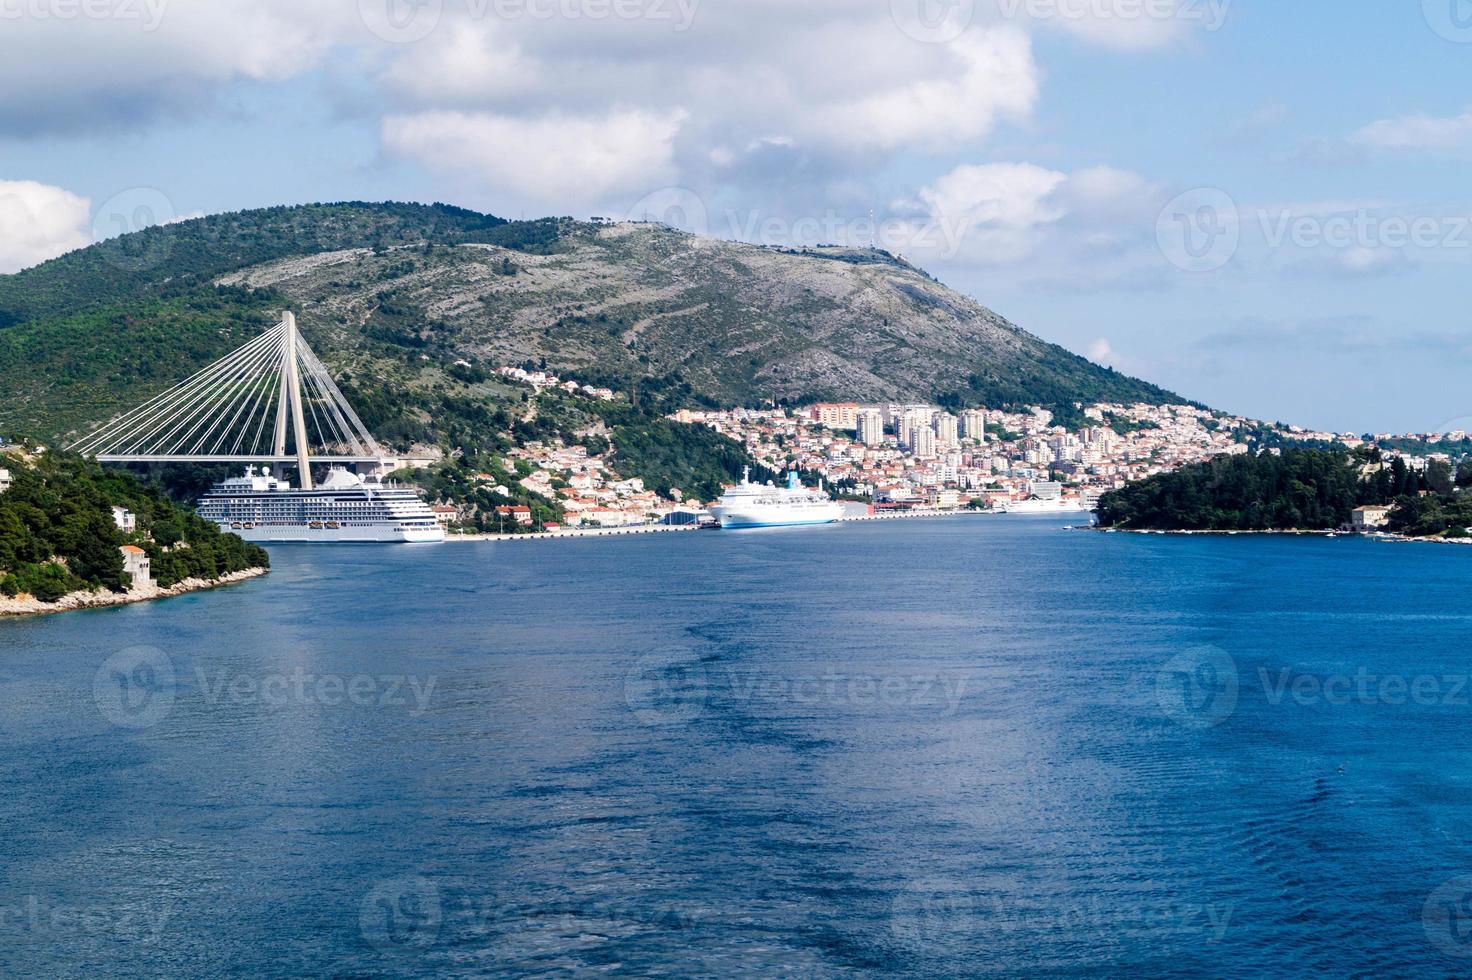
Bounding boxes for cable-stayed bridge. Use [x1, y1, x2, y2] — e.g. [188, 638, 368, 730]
[69, 312, 383, 490]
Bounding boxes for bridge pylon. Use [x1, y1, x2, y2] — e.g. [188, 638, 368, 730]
[69, 311, 384, 487]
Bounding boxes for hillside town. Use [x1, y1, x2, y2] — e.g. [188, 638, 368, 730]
[671, 400, 1256, 511]
[455, 366, 1469, 533]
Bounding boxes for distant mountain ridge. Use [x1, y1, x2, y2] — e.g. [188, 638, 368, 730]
[0, 201, 1187, 444]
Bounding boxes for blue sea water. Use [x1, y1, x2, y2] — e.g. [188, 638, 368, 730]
[4, 516, 1472, 977]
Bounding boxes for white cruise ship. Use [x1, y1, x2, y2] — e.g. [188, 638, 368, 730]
[996, 497, 1094, 515]
[198, 466, 445, 543]
[708, 468, 843, 529]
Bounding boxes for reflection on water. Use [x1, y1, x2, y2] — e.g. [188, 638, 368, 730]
[2, 520, 1471, 976]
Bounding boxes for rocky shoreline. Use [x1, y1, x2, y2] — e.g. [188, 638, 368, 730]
[0, 567, 269, 619]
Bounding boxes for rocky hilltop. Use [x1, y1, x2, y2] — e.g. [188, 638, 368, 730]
[0, 202, 1183, 443]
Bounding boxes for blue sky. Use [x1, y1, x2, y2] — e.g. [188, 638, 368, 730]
[1, 0, 1469, 433]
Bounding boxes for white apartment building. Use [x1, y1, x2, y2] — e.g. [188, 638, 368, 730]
[933, 413, 959, 450]
[856, 410, 885, 446]
[960, 409, 987, 441]
[909, 426, 938, 459]
[0, 467, 10, 494]
[898, 409, 934, 450]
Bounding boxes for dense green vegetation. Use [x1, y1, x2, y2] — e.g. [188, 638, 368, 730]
[601, 407, 767, 502]
[0, 202, 561, 327]
[1097, 448, 1472, 535]
[0, 449, 268, 602]
[398, 454, 566, 533]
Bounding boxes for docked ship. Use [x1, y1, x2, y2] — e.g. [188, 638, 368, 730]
[996, 497, 1094, 515]
[197, 466, 445, 543]
[708, 468, 843, 529]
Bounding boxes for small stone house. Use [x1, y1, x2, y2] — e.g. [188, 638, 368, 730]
[1351, 505, 1392, 532]
[119, 545, 152, 591]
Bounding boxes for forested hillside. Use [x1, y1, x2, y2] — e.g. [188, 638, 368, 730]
[0, 448, 268, 602]
[1096, 447, 1472, 535]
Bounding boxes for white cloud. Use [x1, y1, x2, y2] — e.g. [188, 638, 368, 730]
[1087, 337, 1116, 362]
[812, 29, 1039, 151]
[897, 161, 1159, 267]
[1352, 110, 1472, 151]
[382, 108, 687, 210]
[0, 180, 91, 273]
[922, 162, 1068, 229]
[0, 1, 353, 134]
[377, 23, 541, 107]
[985, 0, 1227, 49]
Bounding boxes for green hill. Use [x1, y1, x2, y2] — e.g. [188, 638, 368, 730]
[0, 201, 1187, 449]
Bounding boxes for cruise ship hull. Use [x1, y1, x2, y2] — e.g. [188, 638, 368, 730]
[221, 524, 445, 543]
[996, 500, 1093, 515]
[709, 503, 843, 529]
